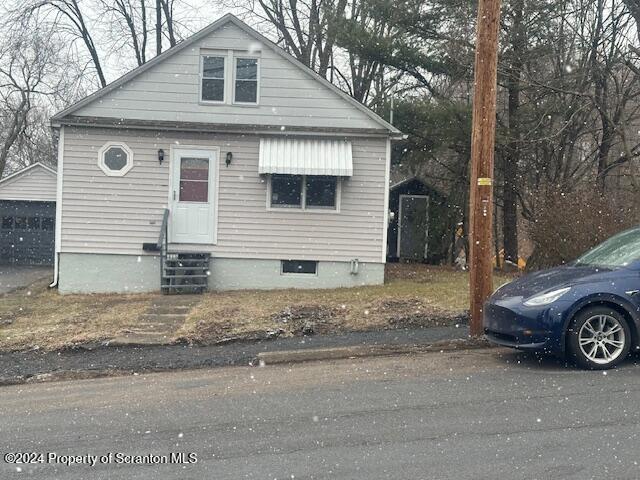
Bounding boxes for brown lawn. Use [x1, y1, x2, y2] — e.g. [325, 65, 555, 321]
[0, 264, 514, 352]
[175, 264, 514, 345]
[0, 279, 153, 352]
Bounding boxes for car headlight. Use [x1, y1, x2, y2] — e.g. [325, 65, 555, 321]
[523, 287, 571, 307]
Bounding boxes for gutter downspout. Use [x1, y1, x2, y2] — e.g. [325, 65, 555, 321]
[50, 125, 64, 288]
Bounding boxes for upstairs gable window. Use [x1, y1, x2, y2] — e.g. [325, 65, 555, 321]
[201, 56, 225, 102]
[200, 52, 260, 105]
[234, 58, 259, 104]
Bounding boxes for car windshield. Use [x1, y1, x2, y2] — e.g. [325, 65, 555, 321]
[575, 227, 640, 267]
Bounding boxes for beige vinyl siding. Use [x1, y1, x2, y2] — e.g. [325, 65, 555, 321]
[72, 22, 382, 131]
[0, 166, 57, 202]
[61, 126, 387, 263]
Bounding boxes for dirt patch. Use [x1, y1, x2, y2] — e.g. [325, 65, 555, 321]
[387, 311, 469, 328]
[372, 297, 469, 328]
[271, 305, 338, 334]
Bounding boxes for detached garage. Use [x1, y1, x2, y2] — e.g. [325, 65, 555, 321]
[0, 163, 57, 265]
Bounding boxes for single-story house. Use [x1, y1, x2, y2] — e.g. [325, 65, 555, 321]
[387, 177, 452, 264]
[0, 163, 57, 265]
[50, 13, 402, 294]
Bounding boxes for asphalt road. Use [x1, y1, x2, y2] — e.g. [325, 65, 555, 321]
[2, 349, 640, 479]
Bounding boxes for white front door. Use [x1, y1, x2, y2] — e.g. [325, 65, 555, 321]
[170, 148, 217, 244]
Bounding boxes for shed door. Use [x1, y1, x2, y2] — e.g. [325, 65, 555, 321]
[170, 149, 217, 244]
[398, 195, 429, 261]
[0, 201, 55, 265]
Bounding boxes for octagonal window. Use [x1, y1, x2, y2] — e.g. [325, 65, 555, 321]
[98, 142, 133, 176]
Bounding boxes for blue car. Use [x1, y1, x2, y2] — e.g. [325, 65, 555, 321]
[484, 227, 640, 369]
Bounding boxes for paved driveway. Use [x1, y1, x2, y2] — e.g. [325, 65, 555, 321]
[0, 265, 53, 294]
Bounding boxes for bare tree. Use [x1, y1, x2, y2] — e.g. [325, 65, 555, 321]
[234, 0, 348, 78]
[155, 0, 178, 54]
[0, 25, 71, 177]
[156, 0, 162, 54]
[19, 0, 108, 87]
[333, 0, 402, 105]
[501, 0, 525, 266]
[159, 0, 177, 47]
[100, 0, 149, 66]
[11, 0, 186, 88]
[623, 0, 640, 44]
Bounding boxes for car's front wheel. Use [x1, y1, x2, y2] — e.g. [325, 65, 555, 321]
[567, 306, 631, 370]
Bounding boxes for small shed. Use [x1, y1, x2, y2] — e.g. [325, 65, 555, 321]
[387, 177, 451, 263]
[0, 163, 57, 265]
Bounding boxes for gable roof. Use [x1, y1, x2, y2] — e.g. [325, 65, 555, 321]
[0, 162, 57, 186]
[390, 176, 422, 190]
[52, 14, 400, 135]
[390, 176, 447, 199]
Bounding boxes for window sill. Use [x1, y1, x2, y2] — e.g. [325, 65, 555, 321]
[232, 102, 260, 108]
[164, 241, 218, 249]
[280, 272, 319, 277]
[199, 100, 227, 106]
[267, 206, 340, 214]
[198, 100, 260, 107]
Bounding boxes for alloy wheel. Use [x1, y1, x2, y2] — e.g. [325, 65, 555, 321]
[578, 314, 626, 365]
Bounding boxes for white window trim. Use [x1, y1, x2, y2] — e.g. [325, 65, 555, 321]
[232, 56, 260, 106]
[266, 174, 341, 213]
[199, 50, 261, 106]
[97, 142, 134, 177]
[199, 54, 227, 104]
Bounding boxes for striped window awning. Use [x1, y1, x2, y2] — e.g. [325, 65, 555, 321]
[258, 138, 353, 176]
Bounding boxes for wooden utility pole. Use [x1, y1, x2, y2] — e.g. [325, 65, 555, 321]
[469, 0, 502, 336]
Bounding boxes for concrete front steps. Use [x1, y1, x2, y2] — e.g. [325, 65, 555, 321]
[111, 295, 201, 346]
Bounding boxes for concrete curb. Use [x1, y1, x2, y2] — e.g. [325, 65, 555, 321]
[255, 338, 491, 365]
[108, 336, 175, 347]
[0, 335, 490, 387]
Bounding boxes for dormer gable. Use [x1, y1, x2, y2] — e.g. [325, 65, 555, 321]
[52, 14, 400, 135]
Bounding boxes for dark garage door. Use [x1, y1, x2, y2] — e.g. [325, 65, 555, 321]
[0, 200, 55, 265]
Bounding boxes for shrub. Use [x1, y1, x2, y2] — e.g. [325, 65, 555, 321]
[526, 187, 639, 271]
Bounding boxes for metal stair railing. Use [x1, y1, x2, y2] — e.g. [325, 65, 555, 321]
[158, 209, 169, 292]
